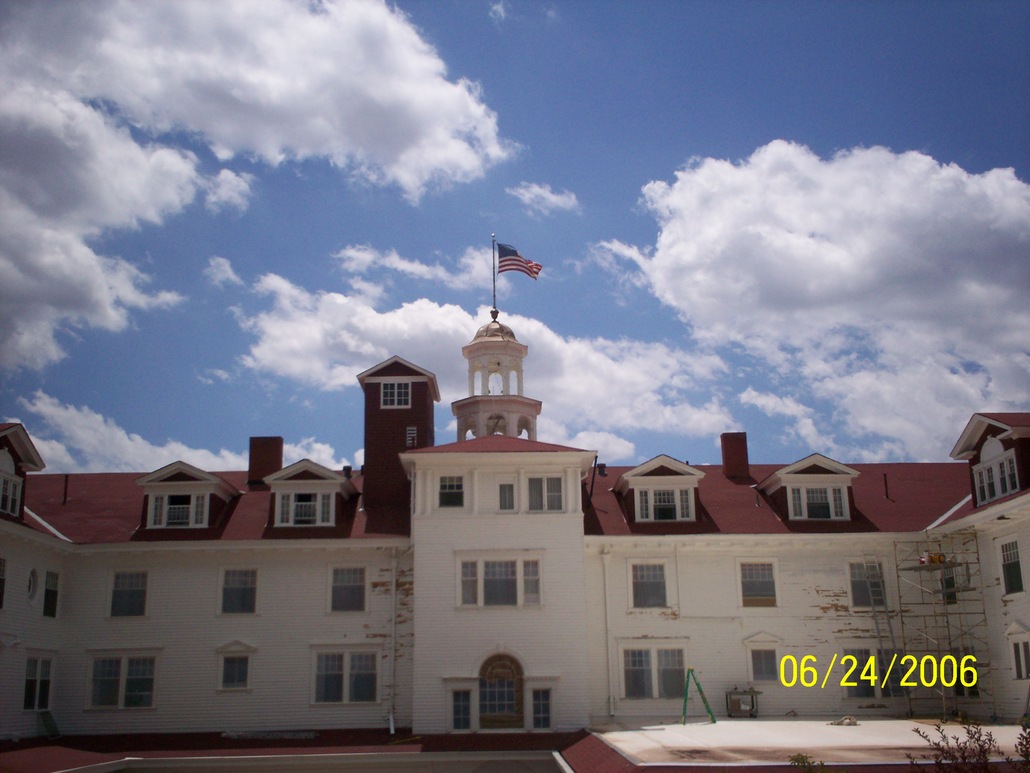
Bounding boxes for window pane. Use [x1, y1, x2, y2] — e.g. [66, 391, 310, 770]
[1003, 542, 1024, 595]
[332, 567, 365, 612]
[453, 690, 471, 730]
[124, 657, 155, 707]
[657, 649, 685, 698]
[23, 657, 38, 710]
[523, 560, 540, 606]
[751, 649, 777, 681]
[632, 564, 666, 608]
[316, 654, 344, 703]
[849, 563, 882, 607]
[484, 561, 517, 606]
[740, 563, 776, 607]
[532, 689, 551, 729]
[498, 483, 515, 511]
[293, 493, 317, 524]
[222, 570, 257, 613]
[806, 488, 831, 519]
[92, 658, 121, 707]
[166, 494, 191, 525]
[623, 649, 652, 698]
[112, 572, 147, 617]
[545, 477, 562, 510]
[43, 571, 59, 617]
[653, 490, 677, 520]
[348, 653, 377, 702]
[528, 478, 543, 510]
[222, 656, 249, 689]
[461, 561, 478, 605]
[439, 476, 464, 507]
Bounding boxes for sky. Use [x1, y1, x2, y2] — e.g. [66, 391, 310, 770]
[1, 0, 1028, 476]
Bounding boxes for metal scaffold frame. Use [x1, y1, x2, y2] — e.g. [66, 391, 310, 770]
[894, 531, 996, 720]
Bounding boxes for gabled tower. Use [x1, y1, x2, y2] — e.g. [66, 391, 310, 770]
[451, 309, 541, 441]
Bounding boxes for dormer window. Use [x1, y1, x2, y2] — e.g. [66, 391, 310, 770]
[973, 437, 1020, 506]
[615, 455, 704, 524]
[789, 486, 847, 520]
[758, 454, 858, 522]
[277, 492, 334, 526]
[152, 494, 207, 527]
[264, 459, 349, 528]
[0, 450, 22, 517]
[137, 461, 237, 530]
[381, 382, 410, 408]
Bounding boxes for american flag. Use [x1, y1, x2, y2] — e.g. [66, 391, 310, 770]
[497, 243, 542, 279]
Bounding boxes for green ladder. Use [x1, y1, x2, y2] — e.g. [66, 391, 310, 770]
[681, 667, 716, 724]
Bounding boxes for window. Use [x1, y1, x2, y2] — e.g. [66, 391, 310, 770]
[637, 488, 693, 521]
[381, 382, 410, 408]
[221, 656, 249, 690]
[315, 651, 377, 703]
[623, 647, 685, 699]
[150, 493, 207, 528]
[528, 477, 563, 511]
[740, 562, 776, 607]
[849, 562, 884, 608]
[974, 441, 1020, 505]
[43, 571, 58, 618]
[0, 557, 5, 609]
[278, 492, 334, 526]
[631, 563, 667, 608]
[331, 567, 366, 612]
[439, 476, 464, 508]
[1015, 641, 1030, 680]
[751, 649, 777, 681]
[460, 558, 541, 607]
[452, 690, 471, 730]
[91, 655, 156, 708]
[111, 572, 147, 617]
[843, 648, 875, 698]
[498, 483, 515, 511]
[479, 655, 522, 729]
[222, 569, 257, 614]
[789, 486, 847, 520]
[1003, 541, 1024, 595]
[24, 657, 52, 710]
[0, 474, 21, 517]
[532, 689, 552, 729]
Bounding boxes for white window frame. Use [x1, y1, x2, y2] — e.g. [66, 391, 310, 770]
[110, 570, 148, 618]
[456, 556, 542, 608]
[635, 487, 694, 521]
[975, 439, 1020, 505]
[311, 648, 380, 704]
[1001, 540, 1025, 596]
[738, 560, 777, 608]
[439, 476, 465, 508]
[848, 561, 885, 609]
[788, 485, 848, 520]
[149, 492, 209, 528]
[619, 641, 688, 700]
[0, 456, 22, 517]
[221, 569, 258, 615]
[276, 491, 335, 527]
[381, 381, 411, 409]
[42, 570, 59, 618]
[329, 566, 367, 613]
[628, 560, 671, 610]
[88, 652, 158, 709]
[527, 476, 563, 512]
[497, 478, 516, 512]
[749, 648, 778, 682]
[1013, 637, 1030, 680]
[23, 654, 54, 711]
[220, 655, 251, 692]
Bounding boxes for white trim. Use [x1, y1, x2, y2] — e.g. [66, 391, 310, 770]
[22, 507, 73, 543]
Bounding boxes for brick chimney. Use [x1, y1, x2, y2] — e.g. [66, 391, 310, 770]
[248, 436, 283, 485]
[721, 432, 751, 481]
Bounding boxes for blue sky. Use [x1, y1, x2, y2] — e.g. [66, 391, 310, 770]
[2, 0, 1028, 474]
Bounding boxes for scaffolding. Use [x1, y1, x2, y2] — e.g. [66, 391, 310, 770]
[894, 531, 996, 720]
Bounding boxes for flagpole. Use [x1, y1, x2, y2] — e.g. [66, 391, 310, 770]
[491, 233, 497, 312]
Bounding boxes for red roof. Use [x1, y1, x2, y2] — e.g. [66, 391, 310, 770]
[585, 462, 970, 536]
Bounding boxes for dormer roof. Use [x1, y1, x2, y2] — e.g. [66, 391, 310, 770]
[135, 461, 239, 499]
[264, 458, 349, 484]
[0, 423, 45, 472]
[756, 453, 860, 494]
[614, 455, 705, 495]
[356, 356, 441, 402]
[951, 412, 1030, 460]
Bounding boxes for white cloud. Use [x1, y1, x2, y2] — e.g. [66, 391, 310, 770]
[604, 140, 1030, 459]
[5, 0, 511, 203]
[334, 244, 498, 293]
[12, 391, 352, 473]
[204, 256, 245, 288]
[0, 0, 512, 370]
[506, 181, 581, 216]
[204, 169, 254, 213]
[489, 2, 507, 24]
[235, 275, 736, 451]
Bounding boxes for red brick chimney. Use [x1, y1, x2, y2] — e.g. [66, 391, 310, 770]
[248, 436, 283, 485]
[721, 432, 751, 481]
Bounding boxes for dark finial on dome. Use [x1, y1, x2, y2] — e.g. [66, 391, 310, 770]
[490, 307, 499, 321]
